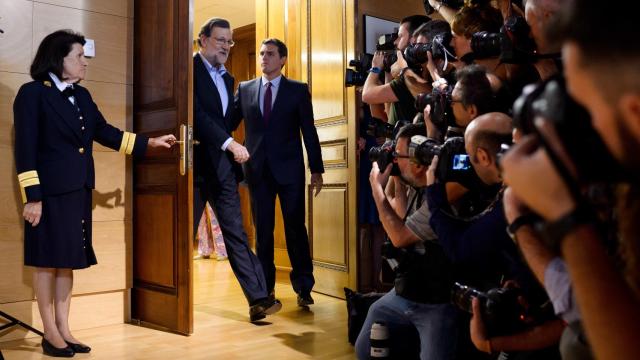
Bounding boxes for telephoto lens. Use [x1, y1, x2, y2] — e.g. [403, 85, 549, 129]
[370, 322, 390, 359]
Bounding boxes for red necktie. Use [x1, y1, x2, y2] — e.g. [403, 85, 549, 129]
[263, 82, 272, 124]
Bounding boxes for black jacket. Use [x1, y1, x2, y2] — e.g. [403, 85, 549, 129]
[14, 78, 147, 203]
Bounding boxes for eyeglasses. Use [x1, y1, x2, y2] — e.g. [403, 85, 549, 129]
[392, 151, 410, 159]
[213, 37, 235, 47]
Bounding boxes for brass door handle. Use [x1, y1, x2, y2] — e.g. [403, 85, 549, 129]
[179, 125, 187, 175]
[179, 124, 197, 176]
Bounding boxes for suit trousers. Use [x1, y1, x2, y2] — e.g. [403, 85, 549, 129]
[194, 161, 268, 305]
[249, 162, 315, 295]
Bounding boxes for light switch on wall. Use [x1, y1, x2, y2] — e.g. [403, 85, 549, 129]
[84, 39, 95, 58]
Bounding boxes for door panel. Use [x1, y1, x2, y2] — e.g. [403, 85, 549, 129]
[132, 0, 193, 334]
[257, 0, 357, 298]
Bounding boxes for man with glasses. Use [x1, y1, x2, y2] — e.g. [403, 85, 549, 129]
[356, 123, 459, 360]
[193, 17, 281, 322]
[448, 64, 499, 128]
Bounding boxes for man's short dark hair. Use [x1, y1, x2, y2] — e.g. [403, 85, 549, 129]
[197, 17, 231, 47]
[456, 64, 495, 115]
[396, 123, 427, 142]
[548, 0, 640, 103]
[413, 20, 451, 42]
[30, 29, 86, 82]
[262, 38, 288, 58]
[400, 15, 432, 35]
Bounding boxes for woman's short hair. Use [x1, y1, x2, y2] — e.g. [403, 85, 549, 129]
[451, 3, 503, 39]
[30, 29, 86, 81]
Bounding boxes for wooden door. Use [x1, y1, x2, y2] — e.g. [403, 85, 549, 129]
[257, 0, 358, 298]
[132, 0, 194, 334]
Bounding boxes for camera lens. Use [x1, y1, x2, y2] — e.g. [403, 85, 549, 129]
[471, 31, 502, 59]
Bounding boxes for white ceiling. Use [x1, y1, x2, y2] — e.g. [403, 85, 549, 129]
[194, 0, 256, 37]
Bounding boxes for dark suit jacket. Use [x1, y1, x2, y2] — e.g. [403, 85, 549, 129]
[13, 78, 147, 203]
[193, 54, 242, 182]
[234, 76, 324, 186]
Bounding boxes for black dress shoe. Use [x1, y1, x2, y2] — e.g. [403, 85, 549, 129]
[42, 338, 75, 357]
[297, 292, 314, 307]
[249, 297, 282, 322]
[65, 341, 91, 353]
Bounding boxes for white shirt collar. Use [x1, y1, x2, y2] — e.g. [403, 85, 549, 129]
[261, 74, 282, 88]
[48, 72, 75, 92]
[198, 53, 227, 75]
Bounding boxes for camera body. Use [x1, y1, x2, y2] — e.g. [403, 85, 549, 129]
[452, 282, 527, 337]
[415, 85, 456, 132]
[369, 139, 400, 176]
[345, 54, 373, 87]
[471, 13, 537, 64]
[408, 136, 481, 189]
[512, 76, 625, 183]
[404, 32, 457, 66]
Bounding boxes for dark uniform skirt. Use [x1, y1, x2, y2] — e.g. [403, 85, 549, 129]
[24, 187, 97, 269]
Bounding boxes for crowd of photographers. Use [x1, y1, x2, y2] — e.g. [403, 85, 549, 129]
[350, 0, 640, 359]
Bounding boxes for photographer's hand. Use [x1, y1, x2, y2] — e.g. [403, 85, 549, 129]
[426, 51, 441, 83]
[426, 155, 439, 186]
[390, 50, 408, 78]
[369, 161, 393, 191]
[371, 51, 384, 69]
[470, 298, 492, 353]
[502, 187, 529, 224]
[423, 105, 440, 140]
[500, 135, 575, 222]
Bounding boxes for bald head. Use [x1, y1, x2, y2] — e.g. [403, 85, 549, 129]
[465, 112, 513, 158]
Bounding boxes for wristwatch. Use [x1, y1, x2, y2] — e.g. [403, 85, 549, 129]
[368, 67, 382, 74]
[506, 213, 539, 241]
[535, 206, 595, 253]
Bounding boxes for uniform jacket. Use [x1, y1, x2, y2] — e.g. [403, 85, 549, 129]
[14, 77, 148, 203]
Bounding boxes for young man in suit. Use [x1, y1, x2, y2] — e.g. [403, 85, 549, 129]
[193, 18, 280, 322]
[233, 38, 324, 307]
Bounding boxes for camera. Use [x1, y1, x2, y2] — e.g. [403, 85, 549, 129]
[345, 54, 373, 87]
[367, 118, 409, 140]
[408, 136, 484, 191]
[415, 85, 456, 132]
[369, 139, 400, 176]
[377, 32, 398, 51]
[512, 76, 625, 183]
[404, 32, 457, 66]
[452, 282, 527, 337]
[366, 117, 395, 139]
[471, 12, 537, 64]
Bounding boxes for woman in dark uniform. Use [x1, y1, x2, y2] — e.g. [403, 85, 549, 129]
[13, 30, 176, 357]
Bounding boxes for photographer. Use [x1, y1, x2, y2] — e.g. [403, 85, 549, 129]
[426, 113, 564, 357]
[362, 15, 430, 125]
[355, 124, 459, 360]
[450, 64, 501, 128]
[500, 1, 640, 359]
[404, 20, 457, 92]
[523, 0, 562, 80]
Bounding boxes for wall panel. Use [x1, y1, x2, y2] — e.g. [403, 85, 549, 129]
[0, 0, 33, 74]
[34, 0, 132, 18]
[33, 2, 130, 84]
